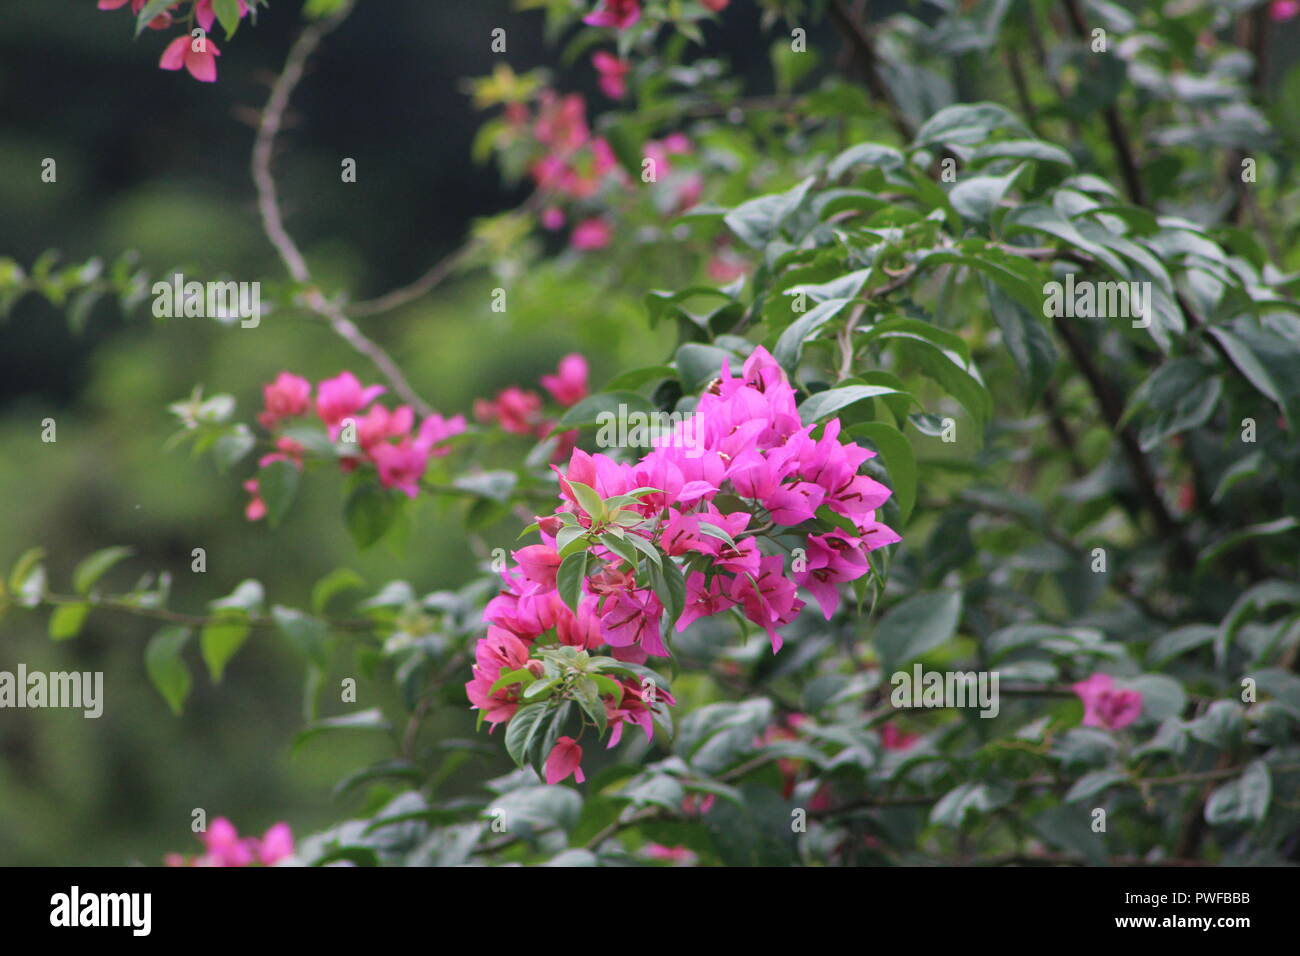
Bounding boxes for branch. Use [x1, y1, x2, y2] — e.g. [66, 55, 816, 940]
[250, 0, 435, 416]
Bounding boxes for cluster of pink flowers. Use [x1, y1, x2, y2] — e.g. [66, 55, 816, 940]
[164, 818, 292, 867]
[1272, 0, 1299, 22]
[245, 371, 465, 519]
[98, 0, 250, 82]
[468, 346, 900, 783]
[1072, 674, 1143, 730]
[503, 87, 701, 250]
[474, 353, 588, 460]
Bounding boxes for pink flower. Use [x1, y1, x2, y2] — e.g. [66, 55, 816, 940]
[600, 587, 668, 657]
[794, 530, 872, 620]
[645, 844, 696, 864]
[159, 34, 221, 83]
[256, 823, 294, 865]
[416, 412, 466, 456]
[315, 372, 385, 436]
[541, 207, 566, 230]
[515, 544, 563, 590]
[728, 555, 804, 653]
[545, 736, 586, 784]
[1072, 674, 1143, 730]
[370, 439, 429, 498]
[258, 372, 312, 429]
[540, 354, 589, 407]
[355, 403, 416, 452]
[195, 0, 249, 33]
[592, 51, 631, 99]
[570, 217, 613, 251]
[475, 386, 544, 436]
[583, 0, 641, 30]
[201, 817, 255, 867]
[243, 478, 266, 522]
[880, 723, 919, 751]
[1271, 0, 1299, 21]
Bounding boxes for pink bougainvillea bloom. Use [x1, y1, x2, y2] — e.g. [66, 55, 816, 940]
[570, 217, 613, 251]
[258, 371, 312, 429]
[583, 0, 641, 29]
[1072, 673, 1143, 730]
[256, 823, 294, 865]
[159, 34, 221, 83]
[417, 412, 466, 455]
[514, 544, 563, 590]
[242, 478, 266, 522]
[475, 386, 544, 436]
[533, 91, 590, 152]
[540, 353, 589, 407]
[195, 0, 249, 32]
[645, 844, 696, 864]
[1271, 0, 1300, 21]
[880, 723, 919, 751]
[545, 736, 586, 784]
[201, 817, 255, 867]
[701, 0, 730, 11]
[592, 51, 631, 99]
[369, 439, 429, 498]
[315, 371, 385, 436]
[540, 207, 566, 230]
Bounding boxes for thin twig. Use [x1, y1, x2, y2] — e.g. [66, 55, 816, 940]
[249, 0, 434, 416]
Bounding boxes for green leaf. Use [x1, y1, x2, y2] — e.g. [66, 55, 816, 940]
[675, 343, 735, 391]
[259, 459, 300, 527]
[213, 0, 242, 38]
[1204, 761, 1271, 825]
[651, 558, 686, 631]
[200, 617, 251, 683]
[212, 425, 256, 472]
[311, 567, 366, 615]
[723, 177, 814, 248]
[930, 781, 1011, 827]
[72, 546, 133, 596]
[145, 626, 193, 715]
[1065, 769, 1129, 803]
[890, 337, 991, 428]
[566, 480, 605, 521]
[557, 551, 588, 615]
[345, 483, 402, 549]
[911, 102, 1028, 148]
[49, 603, 90, 641]
[505, 701, 550, 769]
[772, 297, 851, 370]
[873, 590, 963, 673]
[272, 605, 329, 670]
[294, 709, 392, 750]
[847, 422, 916, 522]
[134, 0, 176, 35]
[981, 276, 1056, 399]
[798, 385, 903, 425]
